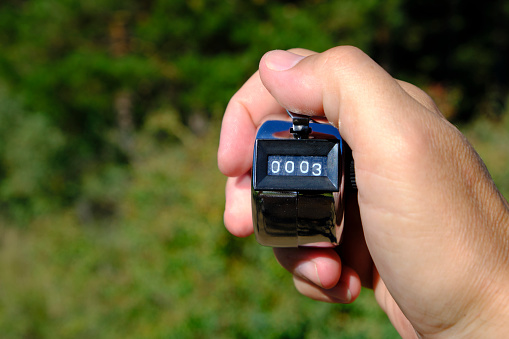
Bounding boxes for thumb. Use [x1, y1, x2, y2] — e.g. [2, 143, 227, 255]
[258, 47, 431, 136]
[258, 47, 441, 207]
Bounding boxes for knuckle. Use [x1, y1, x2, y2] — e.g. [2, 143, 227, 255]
[416, 91, 439, 112]
[399, 80, 442, 115]
[318, 46, 369, 72]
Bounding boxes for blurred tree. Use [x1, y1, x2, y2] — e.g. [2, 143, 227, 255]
[386, 0, 509, 119]
[0, 0, 506, 220]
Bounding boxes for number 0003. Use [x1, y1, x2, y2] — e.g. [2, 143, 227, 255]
[268, 156, 326, 177]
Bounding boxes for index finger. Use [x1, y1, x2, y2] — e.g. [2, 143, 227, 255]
[217, 49, 316, 177]
[217, 70, 284, 177]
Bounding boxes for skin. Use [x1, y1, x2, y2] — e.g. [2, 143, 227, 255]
[217, 46, 509, 338]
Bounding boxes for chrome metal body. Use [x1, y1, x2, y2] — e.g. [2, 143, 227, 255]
[251, 119, 348, 247]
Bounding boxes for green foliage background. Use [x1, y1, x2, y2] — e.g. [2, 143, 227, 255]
[0, 0, 507, 338]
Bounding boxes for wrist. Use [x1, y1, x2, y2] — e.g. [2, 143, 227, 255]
[423, 264, 509, 338]
[434, 294, 509, 338]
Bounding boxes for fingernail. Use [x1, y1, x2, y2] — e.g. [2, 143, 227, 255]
[265, 50, 306, 71]
[295, 261, 322, 288]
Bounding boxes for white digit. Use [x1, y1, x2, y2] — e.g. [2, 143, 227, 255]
[300, 161, 309, 174]
[285, 161, 294, 174]
[312, 163, 322, 176]
[271, 161, 280, 174]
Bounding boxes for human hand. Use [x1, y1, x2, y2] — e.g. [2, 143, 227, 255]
[217, 47, 509, 338]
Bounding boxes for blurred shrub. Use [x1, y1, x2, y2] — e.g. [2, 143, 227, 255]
[0, 2, 506, 337]
[0, 119, 399, 338]
[0, 106, 504, 338]
[0, 0, 507, 217]
[0, 87, 66, 221]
